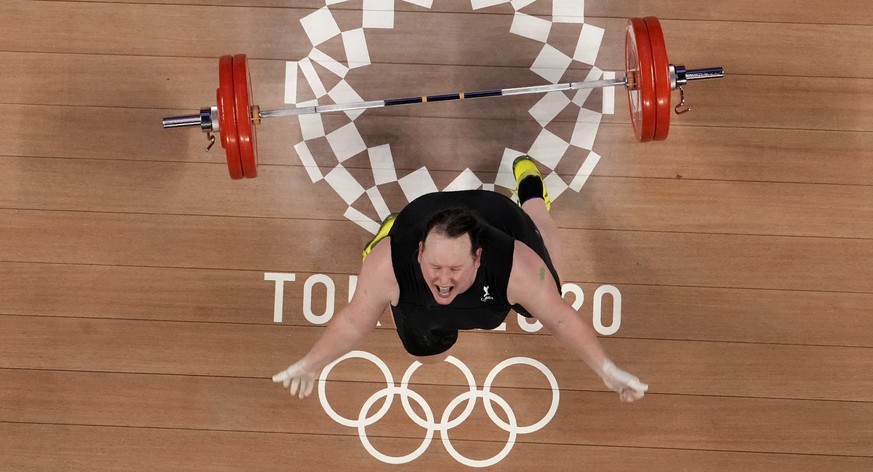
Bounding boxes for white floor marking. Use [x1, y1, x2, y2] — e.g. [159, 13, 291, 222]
[326, 123, 368, 162]
[570, 150, 601, 192]
[553, 0, 584, 23]
[443, 168, 483, 191]
[293, 141, 324, 183]
[363, 0, 395, 29]
[310, 48, 350, 79]
[328, 80, 367, 121]
[342, 28, 372, 69]
[571, 107, 602, 150]
[298, 58, 328, 98]
[529, 91, 572, 127]
[288, 0, 612, 233]
[398, 167, 439, 201]
[367, 144, 398, 185]
[602, 71, 616, 114]
[528, 128, 570, 170]
[300, 7, 342, 46]
[574, 23, 604, 64]
[366, 186, 392, 220]
[510, 12, 552, 43]
[325, 165, 366, 204]
[531, 44, 573, 83]
[284, 62, 298, 104]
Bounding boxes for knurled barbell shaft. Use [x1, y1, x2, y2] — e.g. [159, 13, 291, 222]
[163, 77, 626, 129]
[673, 66, 724, 88]
[686, 67, 724, 81]
[161, 66, 723, 129]
[258, 77, 628, 119]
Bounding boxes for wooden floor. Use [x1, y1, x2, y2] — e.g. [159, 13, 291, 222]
[2, 0, 873, 470]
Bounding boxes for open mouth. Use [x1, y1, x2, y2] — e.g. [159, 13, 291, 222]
[436, 285, 453, 298]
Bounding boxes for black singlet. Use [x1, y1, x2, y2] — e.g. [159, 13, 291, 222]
[388, 190, 560, 356]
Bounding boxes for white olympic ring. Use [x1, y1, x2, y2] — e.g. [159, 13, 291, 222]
[441, 389, 518, 467]
[317, 350, 560, 468]
[359, 386, 434, 464]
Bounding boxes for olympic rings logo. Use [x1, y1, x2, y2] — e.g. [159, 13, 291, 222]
[318, 351, 560, 468]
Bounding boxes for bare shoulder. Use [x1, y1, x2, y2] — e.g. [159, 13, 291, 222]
[506, 240, 557, 307]
[355, 237, 400, 307]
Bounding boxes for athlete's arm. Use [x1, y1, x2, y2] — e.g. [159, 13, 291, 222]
[507, 241, 648, 402]
[272, 239, 398, 398]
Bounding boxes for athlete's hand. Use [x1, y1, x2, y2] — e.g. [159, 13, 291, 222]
[272, 359, 318, 399]
[599, 361, 648, 402]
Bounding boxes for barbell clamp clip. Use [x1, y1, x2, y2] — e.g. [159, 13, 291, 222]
[675, 85, 691, 115]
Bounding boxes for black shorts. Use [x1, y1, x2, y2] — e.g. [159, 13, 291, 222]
[391, 305, 459, 357]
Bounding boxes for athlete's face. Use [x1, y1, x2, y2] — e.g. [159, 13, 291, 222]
[418, 231, 482, 305]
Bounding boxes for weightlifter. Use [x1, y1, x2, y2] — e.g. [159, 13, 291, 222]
[273, 156, 648, 402]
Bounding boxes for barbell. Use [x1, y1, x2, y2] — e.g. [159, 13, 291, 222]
[163, 16, 723, 180]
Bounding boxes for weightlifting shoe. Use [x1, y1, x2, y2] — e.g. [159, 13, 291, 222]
[512, 155, 551, 211]
[362, 213, 398, 261]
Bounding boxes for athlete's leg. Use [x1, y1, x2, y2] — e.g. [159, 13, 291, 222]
[513, 156, 565, 277]
[521, 197, 565, 278]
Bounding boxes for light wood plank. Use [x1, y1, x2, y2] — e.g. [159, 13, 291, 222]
[553, 177, 873, 239]
[586, 0, 873, 25]
[2, 316, 872, 401]
[3, 0, 871, 467]
[612, 283, 873, 347]
[0, 53, 240, 109]
[2, 369, 872, 456]
[0, 263, 357, 325]
[0, 103, 299, 167]
[2, 209, 871, 292]
[0, 156, 331, 219]
[0, 4, 574, 66]
[2, 262, 871, 348]
[6, 104, 873, 187]
[6, 422, 871, 472]
[0, 1, 308, 60]
[3, 5, 872, 79]
[0, 51, 603, 111]
[3, 51, 871, 134]
[593, 125, 873, 186]
[0, 208, 368, 271]
[4, 157, 872, 239]
[56, 0, 873, 26]
[563, 228, 873, 292]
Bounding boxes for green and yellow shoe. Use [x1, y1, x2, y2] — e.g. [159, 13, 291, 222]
[362, 213, 398, 261]
[512, 155, 551, 211]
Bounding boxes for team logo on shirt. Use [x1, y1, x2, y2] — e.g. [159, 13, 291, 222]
[481, 285, 494, 302]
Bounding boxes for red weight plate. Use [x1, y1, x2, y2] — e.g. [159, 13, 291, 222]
[644, 16, 672, 141]
[232, 54, 258, 178]
[218, 55, 243, 180]
[625, 18, 656, 142]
